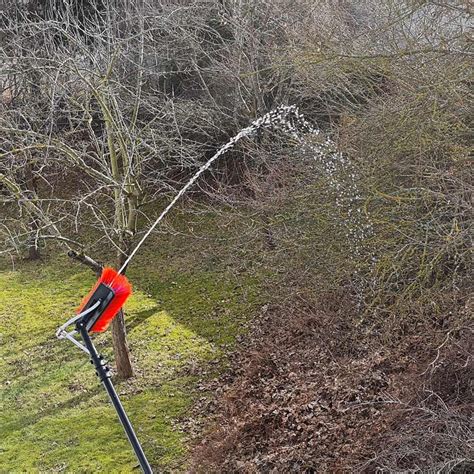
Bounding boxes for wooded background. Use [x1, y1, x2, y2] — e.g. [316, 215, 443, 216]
[1, 1, 472, 471]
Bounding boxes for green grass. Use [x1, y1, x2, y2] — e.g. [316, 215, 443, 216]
[0, 242, 261, 473]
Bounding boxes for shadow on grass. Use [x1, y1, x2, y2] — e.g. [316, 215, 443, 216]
[3, 384, 103, 433]
[130, 270, 262, 348]
[127, 308, 159, 333]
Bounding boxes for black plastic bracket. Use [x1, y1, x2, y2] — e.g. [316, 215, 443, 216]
[79, 283, 115, 332]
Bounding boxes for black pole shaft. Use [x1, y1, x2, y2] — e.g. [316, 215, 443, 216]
[77, 323, 153, 474]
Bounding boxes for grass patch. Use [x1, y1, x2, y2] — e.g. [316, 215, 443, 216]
[0, 238, 262, 472]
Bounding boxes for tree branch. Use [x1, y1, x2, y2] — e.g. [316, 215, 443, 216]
[67, 250, 103, 276]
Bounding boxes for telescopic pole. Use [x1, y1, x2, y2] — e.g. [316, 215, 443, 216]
[76, 321, 153, 474]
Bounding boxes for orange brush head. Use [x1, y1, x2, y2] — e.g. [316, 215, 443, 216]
[77, 267, 132, 333]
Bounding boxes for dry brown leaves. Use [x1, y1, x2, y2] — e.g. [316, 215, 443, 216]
[188, 292, 473, 473]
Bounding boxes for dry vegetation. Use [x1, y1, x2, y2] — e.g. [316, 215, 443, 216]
[1, 0, 473, 472]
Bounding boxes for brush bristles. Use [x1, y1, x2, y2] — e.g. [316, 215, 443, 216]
[77, 267, 132, 333]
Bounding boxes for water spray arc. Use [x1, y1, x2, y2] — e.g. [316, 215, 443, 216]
[117, 104, 371, 276]
[116, 105, 306, 276]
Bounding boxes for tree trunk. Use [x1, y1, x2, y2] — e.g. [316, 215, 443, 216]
[100, 82, 136, 380]
[111, 247, 134, 379]
[27, 229, 41, 260]
[24, 163, 41, 260]
[111, 309, 133, 379]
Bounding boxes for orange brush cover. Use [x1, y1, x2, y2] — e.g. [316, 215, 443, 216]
[77, 267, 132, 333]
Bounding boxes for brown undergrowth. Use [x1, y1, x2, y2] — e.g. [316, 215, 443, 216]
[189, 288, 473, 473]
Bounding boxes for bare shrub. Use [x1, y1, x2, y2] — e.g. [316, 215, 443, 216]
[366, 325, 473, 473]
